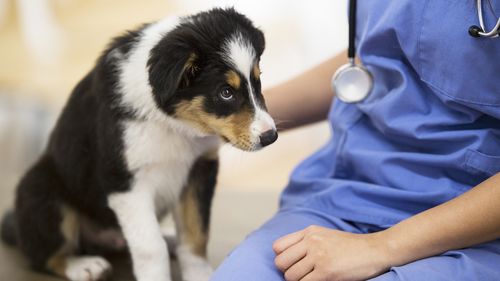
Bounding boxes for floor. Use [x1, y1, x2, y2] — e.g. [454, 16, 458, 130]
[0, 0, 333, 280]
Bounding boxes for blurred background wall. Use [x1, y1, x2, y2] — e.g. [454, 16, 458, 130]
[0, 0, 348, 270]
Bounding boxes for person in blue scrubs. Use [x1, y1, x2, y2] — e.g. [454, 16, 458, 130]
[211, 1, 500, 280]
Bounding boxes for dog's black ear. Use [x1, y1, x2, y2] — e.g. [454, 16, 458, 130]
[254, 28, 265, 57]
[148, 34, 199, 105]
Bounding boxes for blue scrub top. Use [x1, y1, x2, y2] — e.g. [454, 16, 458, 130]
[281, 0, 500, 228]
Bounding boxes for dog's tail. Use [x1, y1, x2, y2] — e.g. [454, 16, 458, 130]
[1, 210, 18, 246]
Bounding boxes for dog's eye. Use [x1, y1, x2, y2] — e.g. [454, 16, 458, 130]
[219, 88, 234, 101]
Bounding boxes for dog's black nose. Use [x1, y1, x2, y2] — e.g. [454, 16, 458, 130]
[259, 130, 278, 147]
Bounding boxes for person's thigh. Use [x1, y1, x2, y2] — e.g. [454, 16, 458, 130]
[210, 208, 362, 281]
[370, 239, 500, 281]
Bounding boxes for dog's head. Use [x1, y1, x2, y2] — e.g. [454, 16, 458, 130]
[146, 8, 277, 151]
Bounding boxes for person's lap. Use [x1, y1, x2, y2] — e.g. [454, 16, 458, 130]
[210, 208, 378, 281]
[210, 208, 500, 281]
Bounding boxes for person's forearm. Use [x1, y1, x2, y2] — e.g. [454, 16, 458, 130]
[378, 172, 500, 267]
[264, 51, 347, 131]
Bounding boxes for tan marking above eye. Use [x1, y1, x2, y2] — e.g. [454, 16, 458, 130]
[253, 65, 261, 80]
[225, 70, 241, 89]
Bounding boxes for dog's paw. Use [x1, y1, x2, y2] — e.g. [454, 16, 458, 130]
[65, 256, 112, 281]
[181, 263, 213, 281]
[177, 246, 213, 281]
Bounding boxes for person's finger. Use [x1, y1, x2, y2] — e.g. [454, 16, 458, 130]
[300, 270, 323, 281]
[273, 229, 305, 254]
[274, 240, 308, 272]
[283, 256, 314, 281]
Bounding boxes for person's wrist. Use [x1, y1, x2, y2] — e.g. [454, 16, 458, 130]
[368, 229, 406, 272]
[262, 88, 283, 128]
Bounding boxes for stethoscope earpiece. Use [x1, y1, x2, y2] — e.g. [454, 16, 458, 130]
[468, 25, 483, 37]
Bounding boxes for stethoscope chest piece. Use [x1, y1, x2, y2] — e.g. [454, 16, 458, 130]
[332, 61, 373, 103]
[331, 0, 374, 104]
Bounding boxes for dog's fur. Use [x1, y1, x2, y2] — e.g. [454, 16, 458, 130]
[0, 8, 277, 281]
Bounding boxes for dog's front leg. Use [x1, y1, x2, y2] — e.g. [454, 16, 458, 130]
[109, 190, 171, 281]
[174, 154, 218, 281]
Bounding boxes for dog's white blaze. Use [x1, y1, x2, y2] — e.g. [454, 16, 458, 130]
[223, 33, 255, 77]
[251, 108, 275, 135]
[223, 34, 276, 146]
[248, 83, 275, 143]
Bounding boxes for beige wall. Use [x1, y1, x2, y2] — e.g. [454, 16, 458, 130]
[0, 0, 347, 192]
[0, 0, 175, 105]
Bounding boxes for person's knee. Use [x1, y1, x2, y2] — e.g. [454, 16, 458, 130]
[211, 209, 346, 281]
[211, 231, 283, 281]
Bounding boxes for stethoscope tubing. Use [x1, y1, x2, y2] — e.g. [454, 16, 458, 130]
[476, 0, 500, 37]
[331, 0, 373, 104]
[347, 0, 357, 59]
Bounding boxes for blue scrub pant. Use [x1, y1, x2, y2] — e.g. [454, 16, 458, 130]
[210, 208, 500, 281]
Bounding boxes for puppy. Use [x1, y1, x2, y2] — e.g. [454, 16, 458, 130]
[0, 8, 277, 281]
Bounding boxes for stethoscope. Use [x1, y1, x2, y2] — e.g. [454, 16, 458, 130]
[332, 0, 500, 104]
[331, 0, 372, 103]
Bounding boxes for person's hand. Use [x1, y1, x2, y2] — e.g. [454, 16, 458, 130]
[273, 225, 392, 281]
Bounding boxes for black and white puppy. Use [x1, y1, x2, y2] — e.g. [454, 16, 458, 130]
[0, 8, 277, 281]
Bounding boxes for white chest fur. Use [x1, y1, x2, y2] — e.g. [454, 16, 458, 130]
[122, 119, 219, 212]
